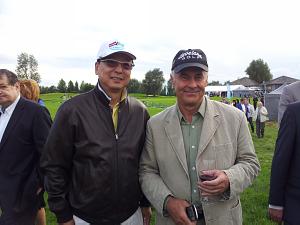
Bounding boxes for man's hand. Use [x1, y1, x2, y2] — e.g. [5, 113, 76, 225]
[141, 207, 152, 225]
[268, 208, 283, 223]
[59, 219, 75, 225]
[198, 170, 229, 196]
[166, 197, 196, 225]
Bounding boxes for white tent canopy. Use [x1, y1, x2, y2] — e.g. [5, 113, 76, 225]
[205, 85, 248, 92]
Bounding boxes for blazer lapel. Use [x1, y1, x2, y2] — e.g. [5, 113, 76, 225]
[0, 98, 25, 150]
[197, 98, 221, 156]
[164, 106, 189, 177]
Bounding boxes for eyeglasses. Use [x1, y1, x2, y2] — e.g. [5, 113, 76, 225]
[99, 59, 135, 70]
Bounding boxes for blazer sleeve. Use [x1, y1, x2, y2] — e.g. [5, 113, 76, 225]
[269, 106, 296, 206]
[223, 112, 260, 199]
[33, 106, 52, 186]
[139, 122, 173, 215]
[33, 106, 52, 155]
[278, 86, 292, 126]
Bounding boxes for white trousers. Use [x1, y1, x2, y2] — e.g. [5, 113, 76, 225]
[74, 207, 143, 225]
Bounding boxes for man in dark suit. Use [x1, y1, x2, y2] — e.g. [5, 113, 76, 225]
[0, 69, 52, 225]
[268, 101, 300, 224]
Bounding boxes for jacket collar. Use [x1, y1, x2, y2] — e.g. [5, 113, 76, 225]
[95, 81, 128, 108]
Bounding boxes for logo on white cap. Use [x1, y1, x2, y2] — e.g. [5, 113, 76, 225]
[108, 41, 125, 50]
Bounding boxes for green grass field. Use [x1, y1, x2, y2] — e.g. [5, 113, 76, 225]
[42, 93, 278, 225]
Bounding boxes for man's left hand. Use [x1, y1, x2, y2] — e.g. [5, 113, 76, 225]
[198, 170, 229, 196]
[141, 207, 152, 225]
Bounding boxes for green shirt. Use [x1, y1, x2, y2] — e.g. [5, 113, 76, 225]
[177, 97, 206, 206]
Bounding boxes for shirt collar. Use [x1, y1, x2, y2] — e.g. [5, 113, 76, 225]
[177, 97, 206, 121]
[1, 94, 21, 115]
[97, 82, 127, 103]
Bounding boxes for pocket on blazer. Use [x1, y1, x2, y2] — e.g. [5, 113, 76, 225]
[230, 199, 242, 224]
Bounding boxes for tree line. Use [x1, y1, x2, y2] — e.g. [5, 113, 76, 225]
[40, 68, 167, 95]
[40, 79, 95, 94]
[14, 52, 273, 96]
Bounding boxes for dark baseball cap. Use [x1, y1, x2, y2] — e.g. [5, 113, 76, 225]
[171, 49, 208, 73]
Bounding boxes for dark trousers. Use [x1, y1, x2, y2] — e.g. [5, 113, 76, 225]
[247, 117, 254, 133]
[256, 121, 265, 138]
[0, 206, 38, 225]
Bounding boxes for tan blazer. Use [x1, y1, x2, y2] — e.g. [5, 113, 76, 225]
[139, 97, 260, 225]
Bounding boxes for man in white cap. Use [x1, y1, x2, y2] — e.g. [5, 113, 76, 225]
[41, 40, 151, 225]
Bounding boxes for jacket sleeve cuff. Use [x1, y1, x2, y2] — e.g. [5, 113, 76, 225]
[163, 195, 174, 217]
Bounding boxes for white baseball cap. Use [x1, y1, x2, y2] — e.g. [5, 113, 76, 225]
[96, 40, 136, 60]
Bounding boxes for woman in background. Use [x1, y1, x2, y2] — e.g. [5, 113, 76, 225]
[19, 79, 50, 225]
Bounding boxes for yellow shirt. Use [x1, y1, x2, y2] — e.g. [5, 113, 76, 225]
[97, 83, 127, 132]
[111, 90, 127, 131]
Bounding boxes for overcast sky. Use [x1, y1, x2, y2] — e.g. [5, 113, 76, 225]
[1, 0, 300, 86]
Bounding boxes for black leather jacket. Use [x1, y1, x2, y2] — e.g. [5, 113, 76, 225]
[41, 85, 150, 224]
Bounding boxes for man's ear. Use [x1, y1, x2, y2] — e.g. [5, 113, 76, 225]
[204, 79, 208, 87]
[15, 81, 20, 90]
[170, 73, 175, 86]
[95, 62, 99, 75]
[204, 72, 208, 87]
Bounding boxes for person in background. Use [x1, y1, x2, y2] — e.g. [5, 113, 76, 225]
[37, 98, 46, 106]
[253, 95, 258, 110]
[234, 99, 240, 108]
[220, 97, 229, 104]
[139, 49, 260, 225]
[0, 69, 51, 225]
[268, 101, 300, 224]
[245, 98, 255, 133]
[41, 40, 151, 225]
[236, 98, 244, 111]
[253, 101, 268, 138]
[231, 99, 237, 107]
[277, 81, 300, 127]
[19, 79, 46, 106]
[19, 79, 50, 225]
[260, 96, 264, 106]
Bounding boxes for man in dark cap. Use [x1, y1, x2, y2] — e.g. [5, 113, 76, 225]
[139, 49, 260, 225]
[41, 40, 151, 225]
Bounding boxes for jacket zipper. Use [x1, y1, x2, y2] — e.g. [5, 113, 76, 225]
[112, 107, 120, 224]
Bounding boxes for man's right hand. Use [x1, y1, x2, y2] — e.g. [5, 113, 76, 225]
[166, 197, 196, 225]
[59, 219, 75, 225]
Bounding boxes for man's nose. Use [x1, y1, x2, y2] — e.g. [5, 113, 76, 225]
[115, 63, 123, 73]
[188, 78, 198, 87]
